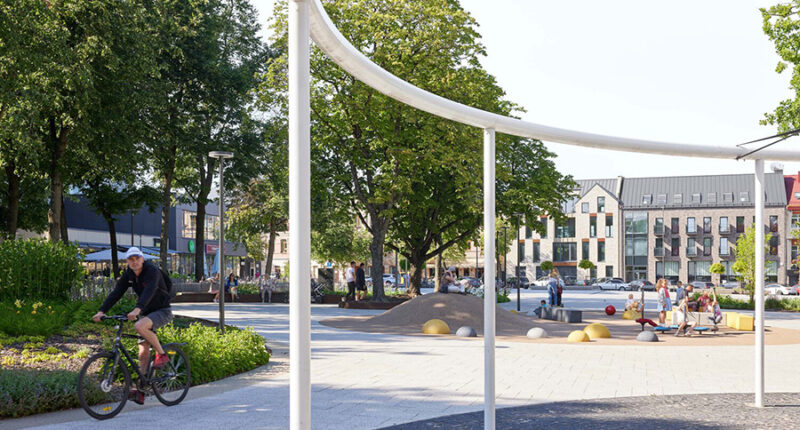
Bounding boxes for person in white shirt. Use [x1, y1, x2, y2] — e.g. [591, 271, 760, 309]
[345, 261, 356, 301]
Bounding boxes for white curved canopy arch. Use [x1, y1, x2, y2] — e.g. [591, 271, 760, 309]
[307, 0, 799, 161]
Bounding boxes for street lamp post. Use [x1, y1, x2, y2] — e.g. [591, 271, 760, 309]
[209, 150, 234, 334]
[501, 226, 508, 293]
[514, 213, 522, 312]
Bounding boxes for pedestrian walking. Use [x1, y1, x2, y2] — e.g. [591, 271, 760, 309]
[356, 262, 367, 301]
[345, 261, 356, 301]
[547, 270, 559, 307]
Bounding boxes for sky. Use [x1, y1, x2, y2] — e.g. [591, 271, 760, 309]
[250, 0, 800, 180]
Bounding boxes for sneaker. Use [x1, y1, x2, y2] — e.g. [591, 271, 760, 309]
[128, 389, 145, 405]
[152, 353, 170, 369]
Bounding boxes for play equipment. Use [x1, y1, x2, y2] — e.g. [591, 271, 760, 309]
[583, 323, 611, 339]
[605, 305, 616, 316]
[526, 327, 548, 339]
[456, 326, 477, 337]
[654, 326, 671, 333]
[622, 309, 642, 320]
[567, 330, 590, 342]
[422, 319, 450, 334]
[636, 331, 659, 342]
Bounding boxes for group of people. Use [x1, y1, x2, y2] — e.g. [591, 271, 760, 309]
[344, 261, 368, 301]
[655, 279, 724, 336]
[546, 269, 564, 307]
[209, 273, 239, 303]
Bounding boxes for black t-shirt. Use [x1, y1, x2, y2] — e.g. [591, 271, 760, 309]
[99, 261, 171, 315]
[355, 267, 366, 286]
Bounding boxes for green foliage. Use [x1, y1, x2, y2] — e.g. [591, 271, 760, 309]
[732, 226, 771, 302]
[0, 300, 71, 337]
[578, 260, 595, 270]
[715, 294, 800, 311]
[497, 293, 510, 303]
[540, 261, 554, 272]
[0, 239, 84, 301]
[761, 2, 800, 132]
[709, 262, 725, 275]
[0, 368, 107, 418]
[154, 324, 270, 385]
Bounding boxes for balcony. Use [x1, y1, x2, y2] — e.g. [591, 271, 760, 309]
[686, 226, 699, 235]
[671, 247, 680, 257]
[654, 247, 664, 257]
[654, 225, 664, 236]
[719, 225, 731, 234]
[719, 246, 731, 257]
[686, 247, 698, 257]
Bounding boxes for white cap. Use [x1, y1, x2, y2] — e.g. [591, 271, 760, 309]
[125, 247, 144, 259]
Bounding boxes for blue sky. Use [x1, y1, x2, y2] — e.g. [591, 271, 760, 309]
[251, 0, 800, 179]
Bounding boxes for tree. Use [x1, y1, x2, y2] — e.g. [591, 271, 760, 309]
[710, 262, 725, 285]
[578, 259, 594, 280]
[762, 2, 800, 133]
[540, 261, 554, 273]
[732, 226, 772, 303]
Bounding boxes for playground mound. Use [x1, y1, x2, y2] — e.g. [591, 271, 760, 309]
[320, 293, 800, 346]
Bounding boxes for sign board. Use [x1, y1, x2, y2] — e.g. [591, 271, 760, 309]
[187, 240, 195, 253]
[206, 243, 219, 254]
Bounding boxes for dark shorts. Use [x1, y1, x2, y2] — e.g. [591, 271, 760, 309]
[143, 308, 173, 331]
[347, 281, 356, 290]
[356, 283, 367, 291]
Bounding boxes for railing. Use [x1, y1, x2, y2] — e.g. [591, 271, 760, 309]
[719, 225, 730, 234]
[686, 226, 698, 235]
[686, 247, 697, 257]
[654, 247, 664, 257]
[654, 225, 664, 235]
[719, 247, 730, 256]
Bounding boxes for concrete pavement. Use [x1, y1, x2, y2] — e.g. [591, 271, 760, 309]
[8, 289, 800, 429]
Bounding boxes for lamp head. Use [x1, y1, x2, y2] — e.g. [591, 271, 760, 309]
[209, 151, 234, 159]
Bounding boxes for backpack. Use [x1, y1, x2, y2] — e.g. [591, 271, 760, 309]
[158, 267, 173, 297]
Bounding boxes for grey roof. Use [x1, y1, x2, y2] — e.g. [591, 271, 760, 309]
[620, 173, 787, 209]
[574, 178, 619, 199]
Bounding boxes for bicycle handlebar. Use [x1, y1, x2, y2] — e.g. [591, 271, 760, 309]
[100, 315, 129, 322]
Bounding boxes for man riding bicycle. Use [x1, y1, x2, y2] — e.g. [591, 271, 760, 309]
[92, 247, 173, 404]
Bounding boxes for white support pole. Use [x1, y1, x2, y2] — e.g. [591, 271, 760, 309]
[483, 128, 496, 430]
[754, 159, 765, 408]
[289, 0, 311, 428]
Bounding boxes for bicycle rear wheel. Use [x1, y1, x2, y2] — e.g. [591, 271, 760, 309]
[77, 351, 131, 420]
[150, 344, 191, 406]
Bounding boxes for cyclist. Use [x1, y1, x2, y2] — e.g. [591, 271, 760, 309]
[92, 247, 173, 404]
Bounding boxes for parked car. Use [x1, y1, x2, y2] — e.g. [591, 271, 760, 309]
[765, 283, 792, 295]
[458, 276, 482, 289]
[722, 281, 741, 290]
[689, 281, 713, 289]
[532, 276, 551, 287]
[628, 279, 655, 291]
[793, 284, 800, 295]
[592, 278, 630, 291]
[517, 276, 530, 289]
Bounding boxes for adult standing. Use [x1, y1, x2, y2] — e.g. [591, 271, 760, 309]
[345, 261, 356, 301]
[656, 278, 673, 324]
[355, 262, 367, 301]
[547, 270, 559, 307]
[675, 281, 685, 305]
[556, 275, 564, 307]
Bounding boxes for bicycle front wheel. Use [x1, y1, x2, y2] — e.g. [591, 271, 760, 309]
[151, 344, 191, 406]
[77, 351, 131, 420]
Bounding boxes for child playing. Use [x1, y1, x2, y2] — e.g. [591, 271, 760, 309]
[533, 299, 548, 318]
[707, 289, 723, 331]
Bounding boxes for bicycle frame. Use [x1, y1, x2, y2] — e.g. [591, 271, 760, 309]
[103, 318, 183, 388]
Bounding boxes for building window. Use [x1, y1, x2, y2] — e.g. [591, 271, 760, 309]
[792, 213, 800, 230]
[707, 193, 717, 203]
[739, 192, 749, 202]
[720, 237, 729, 255]
[518, 241, 525, 261]
[703, 217, 711, 234]
[597, 196, 605, 213]
[736, 216, 745, 233]
[182, 211, 197, 238]
[655, 238, 664, 256]
[605, 215, 613, 237]
[540, 217, 548, 238]
[770, 236, 779, 256]
[687, 238, 697, 256]
[720, 216, 729, 233]
[589, 216, 597, 238]
[687, 217, 696, 233]
[280, 239, 288, 254]
[656, 194, 667, 205]
[598, 241, 605, 262]
[553, 243, 577, 262]
[624, 211, 649, 282]
[582, 241, 590, 260]
[671, 237, 680, 256]
[581, 202, 590, 213]
[703, 237, 712, 256]
[766, 261, 778, 282]
[722, 193, 733, 203]
[533, 242, 540, 262]
[525, 226, 532, 239]
[605, 266, 613, 277]
[673, 194, 683, 205]
[663, 261, 680, 282]
[642, 194, 652, 205]
[770, 215, 778, 233]
[205, 215, 218, 241]
[654, 217, 664, 234]
[671, 217, 679, 234]
[555, 218, 576, 238]
[688, 261, 711, 282]
[691, 193, 701, 204]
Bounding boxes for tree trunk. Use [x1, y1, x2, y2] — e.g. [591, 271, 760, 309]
[159, 144, 177, 272]
[47, 119, 69, 242]
[60, 195, 68, 243]
[408, 257, 425, 297]
[194, 198, 207, 281]
[369, 218, 388, 302]
[4, 159, 19, 238]
[104, 212, 120, 278]
[434, 253, 442, 293]
[265, 220, 277, 277]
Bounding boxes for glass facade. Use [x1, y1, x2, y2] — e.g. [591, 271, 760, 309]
[555, 218, 576, 238]
[553, 243, 577, 262]
[624, 211, 648, 281]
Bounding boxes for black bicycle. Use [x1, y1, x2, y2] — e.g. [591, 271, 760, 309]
[77, 314, 191, 419]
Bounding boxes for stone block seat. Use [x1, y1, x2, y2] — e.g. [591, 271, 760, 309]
[541, 307, 582, 323]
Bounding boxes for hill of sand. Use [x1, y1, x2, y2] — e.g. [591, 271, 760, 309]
[320, 293, 800, 346]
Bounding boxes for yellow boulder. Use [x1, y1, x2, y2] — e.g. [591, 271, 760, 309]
[422, 319, 450, 334]
[567, 330, 590, 342]
[622, 309, 641, 320]
[583, 323, 611, 339]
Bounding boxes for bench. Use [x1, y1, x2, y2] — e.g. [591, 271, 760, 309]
[541, 307, 582, 323]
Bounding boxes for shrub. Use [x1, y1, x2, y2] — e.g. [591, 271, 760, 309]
[0, 300, 72, 337]
[0, 369, 107, 418]
[497, 293, 510, 303]
[0, 239, 84, 301]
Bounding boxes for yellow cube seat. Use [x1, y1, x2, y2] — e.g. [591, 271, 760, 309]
[734, 314, 754, 331]
[726, 312, 740, 329]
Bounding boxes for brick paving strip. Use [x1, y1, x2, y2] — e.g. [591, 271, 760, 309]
[380, 393, 800, 430]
